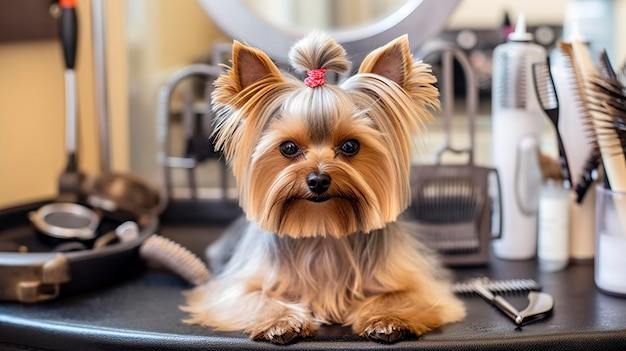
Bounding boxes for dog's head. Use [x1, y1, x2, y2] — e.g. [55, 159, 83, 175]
[212, 31, 439, 238]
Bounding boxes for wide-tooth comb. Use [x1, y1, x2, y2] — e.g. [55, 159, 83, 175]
[452, 277, 541, 295]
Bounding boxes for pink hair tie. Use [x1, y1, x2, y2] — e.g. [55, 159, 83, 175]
[304, 68, 326, 88]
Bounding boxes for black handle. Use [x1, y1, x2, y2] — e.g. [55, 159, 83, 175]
[574, 153, 602, 203]
[556, 135, 572, 188]
[60, 1, 78, 69]
[490, 168, 503, 239]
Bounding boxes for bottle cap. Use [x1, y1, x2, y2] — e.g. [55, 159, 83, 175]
[568, 16, 590, 44]
[508, 13, 534, 42]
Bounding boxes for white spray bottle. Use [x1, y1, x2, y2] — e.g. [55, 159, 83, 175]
[491, 14, 545, 260]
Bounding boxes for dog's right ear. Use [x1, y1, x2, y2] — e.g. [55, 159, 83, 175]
[233, 41, 282, 90]
[213, 41, 283, 106]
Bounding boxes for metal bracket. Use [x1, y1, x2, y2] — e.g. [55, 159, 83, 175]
[0, 253, 70, 302]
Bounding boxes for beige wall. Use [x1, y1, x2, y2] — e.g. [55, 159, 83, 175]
[1, 0, 624, 209]
[448, 0, 571, 28]
[126, 0, 227, 182]
[0, 0, 227, 209]
[106, 0, 130, 173]
[0, 2, 99, 208]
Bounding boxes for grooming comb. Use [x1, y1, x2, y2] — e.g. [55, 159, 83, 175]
[452, 277, 541, 295]
[471, 279, 553, 325]
[140, 235, 211, 286]
[558, 42, 601, 200]
[532, 58, 572, 187]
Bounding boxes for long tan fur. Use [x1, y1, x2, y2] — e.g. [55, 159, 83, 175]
[182, 31, 465, 344]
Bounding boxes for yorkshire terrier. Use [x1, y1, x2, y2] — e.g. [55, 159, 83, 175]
[182, 31, 465, 344]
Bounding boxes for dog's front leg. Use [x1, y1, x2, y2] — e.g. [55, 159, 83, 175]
[184, 281, 319, 344]
[246, 293, 319, 344]
[350, 291, 451, 343]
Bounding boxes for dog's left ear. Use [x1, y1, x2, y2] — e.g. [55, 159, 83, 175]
[355, 34, 439, 118]
[358, 34, 412, 86]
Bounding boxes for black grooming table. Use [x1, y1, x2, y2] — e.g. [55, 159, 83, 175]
[1, 200, 625, 351]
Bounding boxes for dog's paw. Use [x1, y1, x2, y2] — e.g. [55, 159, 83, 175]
[362, 318, 410, 344]
[251, 319, 314, 345]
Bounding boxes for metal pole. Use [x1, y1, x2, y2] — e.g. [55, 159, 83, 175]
[92, 0, 111, 172]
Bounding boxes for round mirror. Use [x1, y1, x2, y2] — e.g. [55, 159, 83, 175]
[243, 0, 407, 33]
[197, 0, 459, 65]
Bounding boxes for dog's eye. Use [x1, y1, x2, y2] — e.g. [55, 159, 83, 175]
[339, 139, 360, 156]
[280, 141, 300, 157]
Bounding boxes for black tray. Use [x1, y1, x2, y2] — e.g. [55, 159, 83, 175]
[0, 200, 158, 300]
[1, 200, 626, 350]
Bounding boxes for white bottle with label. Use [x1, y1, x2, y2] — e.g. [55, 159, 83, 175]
[538, 180, 571, 271]
[491, 14, 545, 260]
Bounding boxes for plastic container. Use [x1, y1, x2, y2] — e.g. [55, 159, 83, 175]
[595, 186, 626, 297]
[491, 13, 546, 260]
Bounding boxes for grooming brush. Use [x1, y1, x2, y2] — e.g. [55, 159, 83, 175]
[532, 59, 572, 188]
[140, 235, 210, 286]
[469, 278, 554, 325]
[600, 102, 626, 161]
[571, 40, 626, 192]
[587, 77, 626, 158]
[565, 40, 626, 237]
[607, 104, 626, 153]
[599, 49, 619, 80]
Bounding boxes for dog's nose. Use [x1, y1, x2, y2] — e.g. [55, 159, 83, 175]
[306, 173, 331, 194]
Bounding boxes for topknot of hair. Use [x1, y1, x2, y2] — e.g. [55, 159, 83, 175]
[288, 30, 350, 75]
